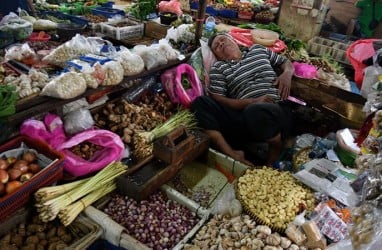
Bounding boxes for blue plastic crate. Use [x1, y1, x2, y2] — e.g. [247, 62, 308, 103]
[92, 7, 125, 18]
[101, 1, 115, 8]
[219, 9, 238, 18]
[40, 10, 89, 26]
[190, 2, 199, 9]
[206, 6, 218, 16]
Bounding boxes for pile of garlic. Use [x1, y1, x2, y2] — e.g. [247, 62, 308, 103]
[184, 214, 321, 250]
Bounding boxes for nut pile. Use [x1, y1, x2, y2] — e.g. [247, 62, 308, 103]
[184, 214, 303, 250]
[237, 167, 315, 230]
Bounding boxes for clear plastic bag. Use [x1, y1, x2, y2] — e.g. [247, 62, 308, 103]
[4, 42, 35, 62]
[133, 44, 168, 70]
[211, 185, 242, 217]
[361, 50, 382, 99]
[64, 108, 95, 135]
[0, 12, 33, 41]
[349, 203, 382, 250]
[101, 60, 124, 86]
[157, 39, 180, 61]
[115, 46, 145, 76]
[40, 72, 87, 99]
[42, 34, 94, 67]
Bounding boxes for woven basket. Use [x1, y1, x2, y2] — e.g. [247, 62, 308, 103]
[292, 146, 312, 171]
[0, 207, 103, 249]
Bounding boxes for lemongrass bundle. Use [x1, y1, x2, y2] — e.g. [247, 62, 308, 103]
[137, 109, 198, 144]
[36, 161, 127, 222]
[58, 183, 116, 226]
[35, 177, 90, 203]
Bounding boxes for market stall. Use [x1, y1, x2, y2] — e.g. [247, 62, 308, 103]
[1, 0, 382, 249]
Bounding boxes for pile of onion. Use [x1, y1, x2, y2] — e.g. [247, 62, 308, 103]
[103, 191, 200, 249]
[0, 151, 41, 197]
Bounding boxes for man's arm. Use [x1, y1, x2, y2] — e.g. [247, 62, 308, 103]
[210, 93, 275, 110]
[275, 60, 294, 100]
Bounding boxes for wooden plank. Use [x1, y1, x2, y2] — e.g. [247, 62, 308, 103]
[291, 77, 366, 108]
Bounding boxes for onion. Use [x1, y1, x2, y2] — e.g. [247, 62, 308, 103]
[28, 163, 42, 174]
[22, 151, 37, 163]
[0, 159, 9, 170]
[8, 168, 22, 181]
[6, 157, 17, 166]
[6, 180, 22, 194]
[20, 173, 34, 182]
[13, 160, 29, 174]
[0, 183, 5, 196]
[0, 169, 9, 184]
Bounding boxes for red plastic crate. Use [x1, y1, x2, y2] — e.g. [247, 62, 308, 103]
[0, 136, 65, 222]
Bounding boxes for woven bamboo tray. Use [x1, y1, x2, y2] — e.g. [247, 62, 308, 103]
[235, 167, 315, 233]
[292, 146, 312, 171]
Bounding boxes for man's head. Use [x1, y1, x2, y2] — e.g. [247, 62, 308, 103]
[208, 33, 242, 61]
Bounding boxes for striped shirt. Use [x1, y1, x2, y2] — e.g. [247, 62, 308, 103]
[208, 44, 287, 101]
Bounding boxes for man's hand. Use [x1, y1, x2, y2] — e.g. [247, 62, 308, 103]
[275, 73, 292, 100]
[276, 60, 294, 100]
[231, 150, 255, 167]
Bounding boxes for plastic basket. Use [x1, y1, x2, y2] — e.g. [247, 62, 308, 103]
[335, 129, 359, 168]
[92, 7, 125, 18]
[219, 9, 238, 18]
[0, 136, 65, 222]
[206, 6, 219, 16]
[39, 10, 89, 26]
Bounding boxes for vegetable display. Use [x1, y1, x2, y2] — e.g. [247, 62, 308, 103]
[103, 191, 200, 249]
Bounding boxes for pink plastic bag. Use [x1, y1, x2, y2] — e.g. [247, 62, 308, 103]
[293, 62, 318, 79]
[57, 129, 124, 177]
[161, 63, 203, 108]
[158, 0, 183, 16]
[20, 113, 125, 177]
[346, 39, 378, 88]
[20, 113, 67, 149]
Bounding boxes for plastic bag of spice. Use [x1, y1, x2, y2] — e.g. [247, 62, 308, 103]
[57, 129, 125, 177]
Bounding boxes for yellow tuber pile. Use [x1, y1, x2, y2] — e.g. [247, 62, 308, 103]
[237, 167, 315, 230]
